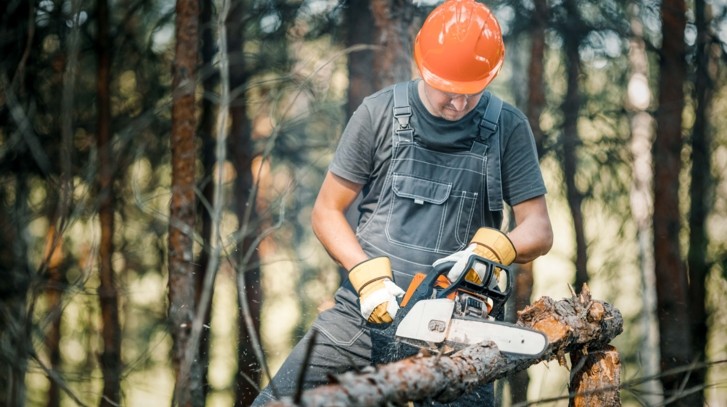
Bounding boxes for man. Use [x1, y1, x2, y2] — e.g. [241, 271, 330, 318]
[252, 0, 552, 405]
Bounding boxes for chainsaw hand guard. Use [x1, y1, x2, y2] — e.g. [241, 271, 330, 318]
[407, 255, 512, 319]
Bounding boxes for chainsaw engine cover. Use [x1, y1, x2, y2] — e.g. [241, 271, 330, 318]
[395, 298, 454, 344]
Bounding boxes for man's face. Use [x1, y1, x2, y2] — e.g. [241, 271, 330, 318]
[419, 81, 484, 121]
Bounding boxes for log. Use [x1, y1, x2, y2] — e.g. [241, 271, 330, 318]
[569, 346, 621, 407]
[266, 284, 623, 406]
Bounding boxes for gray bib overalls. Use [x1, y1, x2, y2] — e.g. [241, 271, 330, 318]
[358, 82, 504, 290]
[252, 83, 504, 406]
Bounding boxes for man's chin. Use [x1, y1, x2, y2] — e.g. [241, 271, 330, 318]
[441, 112, 466, 121]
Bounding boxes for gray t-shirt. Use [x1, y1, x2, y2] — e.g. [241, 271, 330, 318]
[330, 80, 546, 228]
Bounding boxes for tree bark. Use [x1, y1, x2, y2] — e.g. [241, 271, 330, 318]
[96, 0, 122, 405]
[626, 9, 662, 405]
[0, 178, 31, 407]
[194, 0, 217, 400]
[526, 0, 548, 158]
[560, 0, 589, 290]
[511, 0, 550, 401]
[265, 285, 623, 406]
[508, 262, 534, 404]
[43, 225, 64, 407]
[226, 1, 262, 404]
[569, 346, 621, 407]
[687, 3, 716, 405]
[345, 1, 376, 119]
[169, 0, 201, 405]
[653, 0, 695, 405]
[368, 0, 424, 90]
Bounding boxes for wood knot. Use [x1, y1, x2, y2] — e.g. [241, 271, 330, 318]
[587, 302, 605, 323]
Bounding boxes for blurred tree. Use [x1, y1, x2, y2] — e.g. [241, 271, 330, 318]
[345, 1, 376, 118]
[345, 0, 426, 117]
[508, 0, 549, 403]
[687, 1, 718, 400]
[626, 6, 662, 405]
[221, 0, 329, 403]
[95, 0, 123, 405]
[42, 225, 64, 407]
[558, 0, 589, 290]
[195, 0, 217, 401]
[0, 2, 35, 404]
[168, 0, 202, 405]
[653, 0, 697, 405]
[367, 0, 422, 88]
[225, 0, 263, 404]
[525, 0, 548, 159]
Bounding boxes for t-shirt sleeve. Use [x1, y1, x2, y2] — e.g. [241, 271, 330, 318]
[500, 109, 547, 206]
[329, 104, 375, 185]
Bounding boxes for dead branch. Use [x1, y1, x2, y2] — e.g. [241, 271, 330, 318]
[266, 284, 623, 406]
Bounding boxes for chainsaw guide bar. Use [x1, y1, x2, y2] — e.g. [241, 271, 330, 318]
[395, 298, 547, 357]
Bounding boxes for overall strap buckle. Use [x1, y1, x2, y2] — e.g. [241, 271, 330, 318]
[393, 83, 414, 141]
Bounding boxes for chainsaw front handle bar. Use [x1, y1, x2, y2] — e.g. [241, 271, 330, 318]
[404, 255, 513, 316]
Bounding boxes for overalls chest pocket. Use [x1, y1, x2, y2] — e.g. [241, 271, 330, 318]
[385, 173, 478, 253]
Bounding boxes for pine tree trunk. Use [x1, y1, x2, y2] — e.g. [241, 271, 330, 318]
[653, 0, 695, 405]
[345, 1, 376, 119]
[626, 9, 663, 405]
[96, 0, 122, 405]
[194, 0, 218, 399]
[560, 0, 589, 289]
[511, 0, 550, 401]
[225, 1, 262, 404]
[508, 262, 534, 404]
[526, 0, 548, 158]
[169, 0, 201, 405]
[687, 3, 715, 404]
[368, 0, 424, 89]
[44, 225, 64, 407]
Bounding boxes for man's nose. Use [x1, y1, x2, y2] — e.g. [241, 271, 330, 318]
[450, 95, 468, 111]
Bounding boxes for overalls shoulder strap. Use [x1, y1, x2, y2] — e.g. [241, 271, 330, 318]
[478, 91, 504, 212]
[392, 82, 414, 142]
[480, 91, 503, 137]
[391, 84, 505, 213]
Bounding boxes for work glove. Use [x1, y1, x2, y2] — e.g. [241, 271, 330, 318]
[349, 257, 405, 324]
[432, 227, 517, 285]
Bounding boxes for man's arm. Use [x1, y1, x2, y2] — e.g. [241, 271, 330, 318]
[311, 171, 368, 271]
[507, 195, 553, 263]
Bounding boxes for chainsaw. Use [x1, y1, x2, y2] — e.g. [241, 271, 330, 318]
[370, 255, 547, 364]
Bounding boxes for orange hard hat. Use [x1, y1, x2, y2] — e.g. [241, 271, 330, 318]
[414, 0, 505, 94]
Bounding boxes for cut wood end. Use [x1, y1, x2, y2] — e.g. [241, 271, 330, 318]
[533, 316, 571, 344]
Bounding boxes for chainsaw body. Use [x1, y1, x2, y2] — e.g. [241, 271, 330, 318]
[383, 255, 547, 357]
[400, 254, 511, 320]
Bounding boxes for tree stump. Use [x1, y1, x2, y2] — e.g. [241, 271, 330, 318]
[569, 346, 621, 407]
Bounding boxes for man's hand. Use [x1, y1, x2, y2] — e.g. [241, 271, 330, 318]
[433, 227, 517, 285]
[349, 257, 405, 324]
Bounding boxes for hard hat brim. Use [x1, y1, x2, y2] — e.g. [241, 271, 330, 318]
[414, 42, 503, 95]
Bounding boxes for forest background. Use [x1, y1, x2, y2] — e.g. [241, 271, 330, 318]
[1, 0, 726, 406]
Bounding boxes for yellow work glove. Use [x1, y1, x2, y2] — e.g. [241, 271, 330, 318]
[432, 227, 517, 285]
[349, 257, 405, 324]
